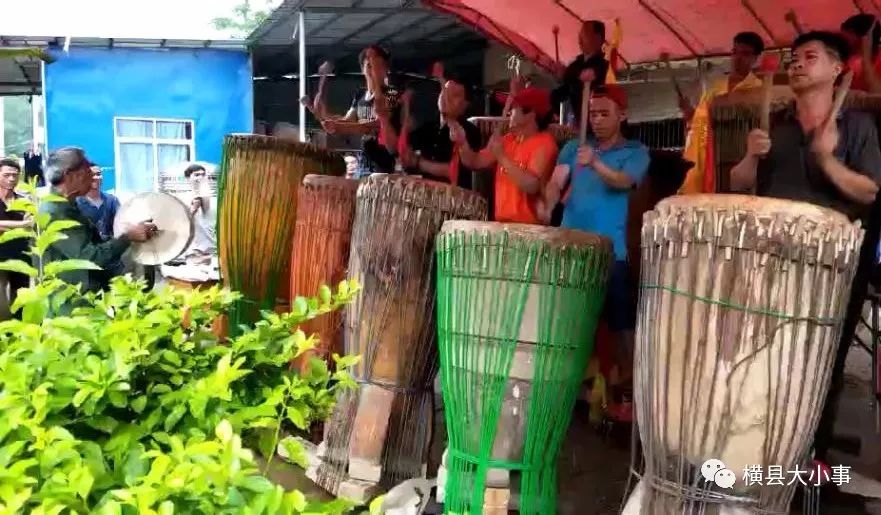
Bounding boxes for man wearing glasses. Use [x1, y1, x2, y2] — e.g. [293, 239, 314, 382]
[41, 147, 156, 293]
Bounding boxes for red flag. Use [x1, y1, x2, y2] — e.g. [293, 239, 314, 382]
[703, 124, 716, 193]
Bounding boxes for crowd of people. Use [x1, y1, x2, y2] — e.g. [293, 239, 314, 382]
[0, 148, 217, 316]
[315, 12, 881, 501]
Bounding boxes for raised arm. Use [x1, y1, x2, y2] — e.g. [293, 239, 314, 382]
[730, 128, 770, 192]
[450, 121, 496, 170]
[813, 116, 880, 204]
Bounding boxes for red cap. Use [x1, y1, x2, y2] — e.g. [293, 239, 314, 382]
[593, 84, 628, 110]
[511, 87, 552, 117]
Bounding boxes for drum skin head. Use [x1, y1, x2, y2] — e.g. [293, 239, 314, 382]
[113, 192, 195, 266]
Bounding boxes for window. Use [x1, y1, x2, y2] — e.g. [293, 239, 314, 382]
[114, 117, 194, 193]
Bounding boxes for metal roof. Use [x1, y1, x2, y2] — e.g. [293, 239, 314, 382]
[0, 35, 246, 51]
[0, 35, 246, 96]
[248, 0, 486, 77]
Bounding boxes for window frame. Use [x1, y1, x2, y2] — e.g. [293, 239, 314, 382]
[113, 116, 196, 193]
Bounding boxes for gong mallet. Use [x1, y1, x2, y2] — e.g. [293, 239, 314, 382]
[579, 79, 591, 145]
[784, 9, 804, 36]
[759, 53, 781, 133]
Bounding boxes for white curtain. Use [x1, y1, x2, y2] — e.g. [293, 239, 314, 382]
[157, 121, 190, 181]
[118, 143, 153, 193]
[117, 119, 152, 138]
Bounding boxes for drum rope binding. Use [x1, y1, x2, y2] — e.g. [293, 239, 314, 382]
[436, 221, 612, 514]
[623, 195, 864, 515]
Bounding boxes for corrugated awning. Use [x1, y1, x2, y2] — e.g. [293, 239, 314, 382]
[248, 0, 486, 76]
[423, 0, 877, 71]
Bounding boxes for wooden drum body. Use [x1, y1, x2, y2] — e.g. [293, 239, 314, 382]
[316, 175, 487, 497]
[290, 175, 359, 372]
[436, 222, 612, 514]
[217, 135, 344, 332]
[626, 195, 863, 514]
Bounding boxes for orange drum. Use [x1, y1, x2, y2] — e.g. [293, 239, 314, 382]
[289, 175, 360, 371]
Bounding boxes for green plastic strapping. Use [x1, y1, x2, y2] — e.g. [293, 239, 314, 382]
[436, 226, 612, 515]
[640, 284, 838, 324]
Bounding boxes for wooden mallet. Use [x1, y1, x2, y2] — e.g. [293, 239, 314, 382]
[759, 53, 781, 132]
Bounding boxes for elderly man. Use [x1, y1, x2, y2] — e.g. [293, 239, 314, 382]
[41, 147, 156, 292]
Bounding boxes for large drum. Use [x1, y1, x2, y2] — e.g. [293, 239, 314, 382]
[289, 175, 360, 372]
[315, 175, 487, 499]
[624, 195, 864, 514]
[435, 222, 612, 514]
[217, 135, 344, 332]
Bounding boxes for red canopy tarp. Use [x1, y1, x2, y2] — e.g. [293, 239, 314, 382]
[424, 0, 880, 72]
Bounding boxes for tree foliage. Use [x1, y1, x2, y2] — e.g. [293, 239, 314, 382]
[212, 0, 277, 39]
[0, 182, 362, 513]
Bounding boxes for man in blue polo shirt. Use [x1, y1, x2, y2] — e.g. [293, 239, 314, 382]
[555, 84, 649, 408]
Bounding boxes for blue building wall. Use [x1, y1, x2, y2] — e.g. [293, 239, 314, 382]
[45, 46, 252, 191]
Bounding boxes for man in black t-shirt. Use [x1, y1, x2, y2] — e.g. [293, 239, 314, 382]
[730, 32, 881, 218]
[0, 158, 31, 319]
[399, 77, 482, 189]
[551, 20, 609, 123]
[730, 32, 881, 503]
[322, 45, 402, 175]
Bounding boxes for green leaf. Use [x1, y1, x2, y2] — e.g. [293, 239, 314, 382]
[369, 495, 386, 515]
[131, 395, 147, 414]
[158, 501, 175, 515]
[286, 490, 308, 512]
[292, 296, 308, 316]
[34, 231, 67, 256]
[86, 416, 119, 434]
[45, 259, 102, 277]
[319, 285, 332, 305]
[215, 419, 233, 443]
[237, 474, 274, 493]
[332, 353, 361, 370]
[0, 259, 37, 278]
[44, 219, 80, 235]
[0, 228, 34, 245]
[6, 198, 36, 215]
[42, 193, 69, 204]
[164, 405, 187, 432]
[280, 438, 309, 469]
[68, 465, 95, 499]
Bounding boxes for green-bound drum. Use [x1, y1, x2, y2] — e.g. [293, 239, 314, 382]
[436, 221, 613, 514]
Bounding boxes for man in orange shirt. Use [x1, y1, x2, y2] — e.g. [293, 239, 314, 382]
[452, 87, 558, 224]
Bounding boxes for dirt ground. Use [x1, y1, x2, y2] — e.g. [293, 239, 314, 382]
[272, 310, 881, 514]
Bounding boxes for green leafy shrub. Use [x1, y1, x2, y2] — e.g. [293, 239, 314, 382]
[0, 183, 360, 514]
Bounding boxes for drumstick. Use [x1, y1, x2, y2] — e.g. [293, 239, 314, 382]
[579, 81, 591, 145]
[313, 60, 334, 120]
[552, 25, 561, 65]
[825, 70, 854, 128]
[660, 52, 686, 103]
[397, 89, 413, 160]
[759, 54, 780, 133]
[784, 10, 804, 36]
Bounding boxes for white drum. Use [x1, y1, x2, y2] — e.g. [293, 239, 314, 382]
[113, 192, 194, 266]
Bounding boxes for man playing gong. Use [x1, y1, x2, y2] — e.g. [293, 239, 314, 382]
[730, 31, 881, 501]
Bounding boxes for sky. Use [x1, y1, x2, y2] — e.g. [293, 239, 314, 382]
[0, 0, 282, 40]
